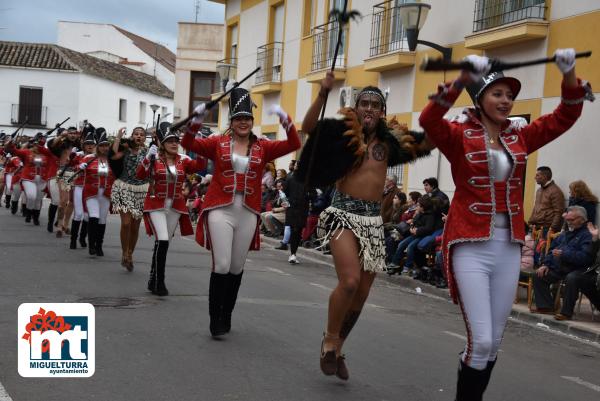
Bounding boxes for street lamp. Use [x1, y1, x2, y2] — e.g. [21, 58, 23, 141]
[216, 60, 237, 92]
[398, 2, 452, 61]
[150, 104, 160, 125]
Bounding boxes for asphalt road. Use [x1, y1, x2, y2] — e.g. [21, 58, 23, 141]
[0, 204, 599, 401]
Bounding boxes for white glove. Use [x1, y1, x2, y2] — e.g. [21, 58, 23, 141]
[554, 48, 576, 74]
[464, 55, 491, 81]
[76, 151, 85, 156]
[268, 105, 288, 124]
[78, 163, 88, 170]
[146, 144, 158, 160]
[71, 147, 79, 154]
[191, 103, 208, 126]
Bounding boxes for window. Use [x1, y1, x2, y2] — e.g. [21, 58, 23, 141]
[302, 0, 314, 37]
[139, 101, 147, 124]
[119, 99, 127, 122]
[18, 87, 43, 125]
[229, 24, 238, 61]
[190, 71, 219, 125]
[328, 0, 346, 68]
[474, 0, 545, 32]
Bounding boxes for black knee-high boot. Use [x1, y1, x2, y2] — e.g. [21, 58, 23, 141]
[455, 359, 490, 401]
[11, 201, 18, 215]
[32, 209, 40, 226]
[24, 207, 31, 223]
[20, 203, 25, 216]
[96, 224, 106, 256]
[47, 204, 58, 232]
[79, 220, 88, 247]
[151, 240, 169, 296]
[70, 220, 81, 249]
[4, 195, 11, 208]
[87, 218, 98, 255]
[222, 272, 243, 333]
[147, 240, 159, 292]
[208, 272, 228, 337]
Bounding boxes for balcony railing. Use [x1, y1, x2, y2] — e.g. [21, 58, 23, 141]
[311, 20, 348, 72]
[473, 0, 546, 33]
[255, 42, 283, 85]
[11, 104, 47, 126]
[370, 0, 410, 58]
[215, 58, 237, 93]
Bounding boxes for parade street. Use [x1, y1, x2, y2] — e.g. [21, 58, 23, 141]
[0, 204, 599, 401]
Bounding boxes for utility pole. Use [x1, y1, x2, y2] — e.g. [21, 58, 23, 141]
[195, 0, 201, 23]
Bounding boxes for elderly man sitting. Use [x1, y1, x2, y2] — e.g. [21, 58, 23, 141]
[532, 206, 594, 320]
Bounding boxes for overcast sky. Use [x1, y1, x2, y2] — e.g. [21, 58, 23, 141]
[0, 0, 225, 52]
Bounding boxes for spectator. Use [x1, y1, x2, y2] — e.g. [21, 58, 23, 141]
[568, 180, 598, 224]
[532, 206, 594, 319]
[260, 180, 288, 236]
[288, 159, 296, 175]
[262, 162, 276, 189]
[387, 196, 436, 274]
[276, 168, 287, 182]
[281, 172, 313, 264]
[422, 177, 449, 214]
[384, 192, 408, 262]
[572, 222, 600, 316]
[416, 178, 447, 257]
[302, 186, 332, 243]
[528, 166, 565, 233]
[381, 174, 403, 224]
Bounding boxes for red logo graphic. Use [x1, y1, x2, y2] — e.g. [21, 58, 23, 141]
[22, 308, 72, 353]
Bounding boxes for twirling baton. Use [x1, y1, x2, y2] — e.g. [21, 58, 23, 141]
[171, 66, 261, 132]
[421, 51, 592, 73]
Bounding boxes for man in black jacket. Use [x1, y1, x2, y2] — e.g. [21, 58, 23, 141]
[532, 206, 594, 319]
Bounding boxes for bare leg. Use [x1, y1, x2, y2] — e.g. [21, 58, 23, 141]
[338, 270, 376, 352]
[128, 217, 142, 260]
[323, 229, 362, 353]
[120, 212, 132, 264]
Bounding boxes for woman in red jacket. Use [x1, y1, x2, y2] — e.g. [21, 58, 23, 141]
[181, 87, 301, 337]
[418, 49, 593, 400]
[79, 128, 114, 257]
[7, 135, 51, 225]
[136, 122, 206, 296]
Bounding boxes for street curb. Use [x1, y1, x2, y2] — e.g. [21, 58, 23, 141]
[261, 234, 600, 343]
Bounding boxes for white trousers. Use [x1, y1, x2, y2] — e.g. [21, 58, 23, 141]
[86, 188, 110, 224]
[73, 186, 86, 221]
[22, 177, 47, 210]
[4, 174, 13, 195]
[149, 201, 181, 241]
[453, 227, 521, 370]
[48, 178, 60, 206]
[207, 193, 257, 275]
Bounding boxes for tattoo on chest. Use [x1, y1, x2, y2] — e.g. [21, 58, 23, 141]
[370, 143, 387, 161]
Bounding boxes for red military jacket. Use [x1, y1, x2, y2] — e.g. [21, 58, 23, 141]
[82, 154, 114, 201]
[4, 156, 22, 174]
[136, 153, 206, 237]
[8, 146, 50, 182]
[180, 115, 301, 250]
[419, 78, 591, 303]
[37, 145, 60, 180]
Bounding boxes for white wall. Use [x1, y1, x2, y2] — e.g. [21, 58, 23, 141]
[78, 74, 173, 134]
[237, 2, 269, 88]
[57, 22, 175, 91]
[550, 0, 600, 20]
[0, 67, 80, 137]
[226, 0, 242, 20]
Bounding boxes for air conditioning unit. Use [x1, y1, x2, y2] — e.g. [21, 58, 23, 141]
[339, 86, 361, 108]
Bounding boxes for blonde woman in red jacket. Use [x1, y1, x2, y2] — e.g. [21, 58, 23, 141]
[419, 49, 593, 400]
[181, 87, 300, 337]
[136, 122, 206, 296]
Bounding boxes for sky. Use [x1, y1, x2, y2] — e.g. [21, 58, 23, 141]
[0, 0, 225, 52]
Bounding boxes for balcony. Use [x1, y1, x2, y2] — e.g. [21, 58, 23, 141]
[11, 104, 47, 127]
[252, 42, 283, 95]
[465, 0, 549, 50]
[364, 0, 416, 72]
[306, 20, 348, 83]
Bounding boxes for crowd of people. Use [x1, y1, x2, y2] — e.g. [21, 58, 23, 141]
[0, 48, 597, 401]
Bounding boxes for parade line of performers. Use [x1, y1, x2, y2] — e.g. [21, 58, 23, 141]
[0, 49, 594, 400]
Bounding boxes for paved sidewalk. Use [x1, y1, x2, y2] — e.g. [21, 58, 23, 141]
[261, 235, 600, 343]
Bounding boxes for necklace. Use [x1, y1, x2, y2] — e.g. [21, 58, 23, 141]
[489, 137, 495, 144]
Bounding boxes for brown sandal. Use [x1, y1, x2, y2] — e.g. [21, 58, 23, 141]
[320, 333, 338, 376]
[335, 355, 349, 380]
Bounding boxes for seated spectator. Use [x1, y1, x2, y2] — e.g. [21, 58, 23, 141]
[384, 192, 408, 263]
[571, 222, 600, 317]
[302, 186, 332, 244]
[276, 168, 287, 183]
[568, 180, 598, 224]
[386, 196, 436, 275]
[417, 178, 448, 255]
[381, 175, 404, 224]
[262, 162, 276, 190]
[532, 206, 594, 319]
[260, 180, 288, 236]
